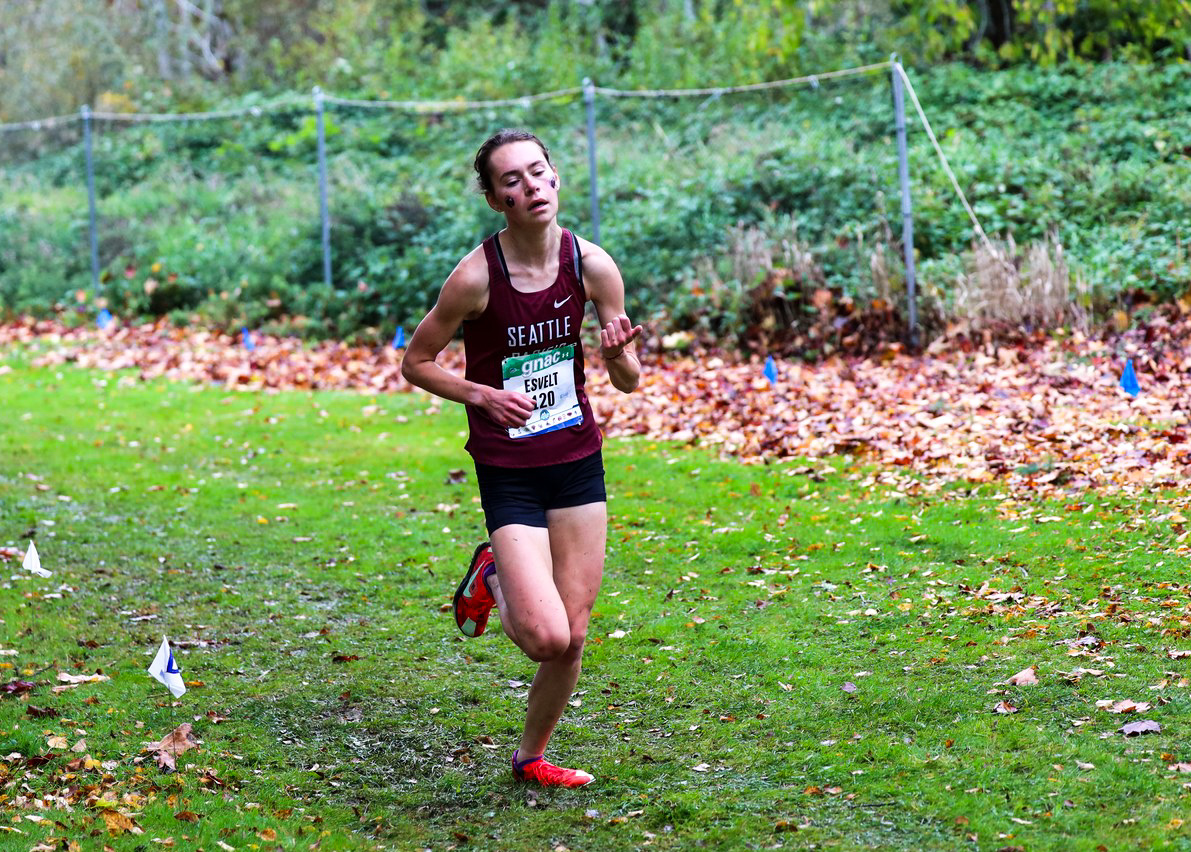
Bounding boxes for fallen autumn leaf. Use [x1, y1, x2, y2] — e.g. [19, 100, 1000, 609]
[1120, 720, 1162, 737]
[1008, 666, 1038, 686]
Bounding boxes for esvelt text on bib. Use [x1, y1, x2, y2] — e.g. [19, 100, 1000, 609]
[501, 345, 583, 439]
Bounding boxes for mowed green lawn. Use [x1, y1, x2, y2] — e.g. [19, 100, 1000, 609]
[1, 351, 1189, 851]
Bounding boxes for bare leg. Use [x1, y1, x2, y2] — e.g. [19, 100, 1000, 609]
[490, 502, 606, 758]
[486, 571, 513, 642]
[490, 524, 567, 660]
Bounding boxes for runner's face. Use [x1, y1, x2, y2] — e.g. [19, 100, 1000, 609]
[486, 140, 559, 222]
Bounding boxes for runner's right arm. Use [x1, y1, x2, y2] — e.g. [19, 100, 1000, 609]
[401, 249, 535, 429]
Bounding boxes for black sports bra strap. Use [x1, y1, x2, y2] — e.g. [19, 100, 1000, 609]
[492, 233, 512, 285]
[571, 230, 584, 286]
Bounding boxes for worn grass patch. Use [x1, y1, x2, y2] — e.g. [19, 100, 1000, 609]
[0, 358, 1189, 851]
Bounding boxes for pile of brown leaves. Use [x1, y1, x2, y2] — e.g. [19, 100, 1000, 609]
[591, 315, 1190, 497]
[3, 312, 1188, 497]
[2, 320, 407, 392]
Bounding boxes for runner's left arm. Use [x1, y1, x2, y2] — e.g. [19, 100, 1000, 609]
[579, 238, 643, 394]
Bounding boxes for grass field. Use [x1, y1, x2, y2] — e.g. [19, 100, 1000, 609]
[1, 350, 1190, 851]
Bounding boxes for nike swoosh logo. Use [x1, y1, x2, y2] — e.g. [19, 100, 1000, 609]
[553, 295, 573, 309]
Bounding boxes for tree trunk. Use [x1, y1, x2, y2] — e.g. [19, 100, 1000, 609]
[155, 0, 172, 79]
[177, 0, 192, 79]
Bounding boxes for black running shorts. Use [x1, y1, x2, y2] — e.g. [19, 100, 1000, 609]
[473, 450, 606, 535]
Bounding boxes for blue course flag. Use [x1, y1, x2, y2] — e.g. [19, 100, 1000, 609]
[1119, 358, 1140, 397]
[392, 326, 405, 349]
[242, 327, 255, 351]
[97, 308, 112, 329]
[763, 355, 778, 385]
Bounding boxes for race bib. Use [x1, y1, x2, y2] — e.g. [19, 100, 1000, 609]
[502, 344, 583, 439]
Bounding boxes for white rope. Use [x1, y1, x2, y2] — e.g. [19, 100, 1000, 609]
[89, 97, 306, 123]
[594, 61, 892, 99]
[1, 62, 891, 131]
[895, 63, 995, 253]
[0, 113, 80, 134]
[323, 86, 584, 112]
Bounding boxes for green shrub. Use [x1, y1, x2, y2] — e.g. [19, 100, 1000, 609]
[4, 61, 1190, 343]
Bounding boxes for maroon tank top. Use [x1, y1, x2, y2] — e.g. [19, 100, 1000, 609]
[462, 229, 602, 468]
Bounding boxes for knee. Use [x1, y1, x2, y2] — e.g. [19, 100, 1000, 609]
[521, 626, 587, 663]
[521, 626, 572, 663]
[567, 628, 588, 659]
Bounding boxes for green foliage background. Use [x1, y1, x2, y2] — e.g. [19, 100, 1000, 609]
[4, 0, 1189, 120]
[1, 1, 1189, 342]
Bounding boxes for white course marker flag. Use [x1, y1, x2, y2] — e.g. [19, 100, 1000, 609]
[148, 636, 187, 698]
[23, 541, 51, 578]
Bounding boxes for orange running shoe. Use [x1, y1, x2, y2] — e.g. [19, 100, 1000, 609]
[512, 750, 594, 788]
[453, 541, 496, 637]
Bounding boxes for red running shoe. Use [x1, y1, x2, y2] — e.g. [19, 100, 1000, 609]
[512, 750, 594, 788]
[453, 541, 496, 637]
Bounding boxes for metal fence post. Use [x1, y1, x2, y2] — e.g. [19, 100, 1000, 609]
[81, 105, 101, 296]
[582, 78, 601, 245]
[313, 86, 332, 288]
[891, 55, 918, 348]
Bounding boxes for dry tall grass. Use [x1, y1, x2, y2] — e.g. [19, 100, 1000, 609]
[946, 233, 1090, 332]
[688, 219, 824, 312]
